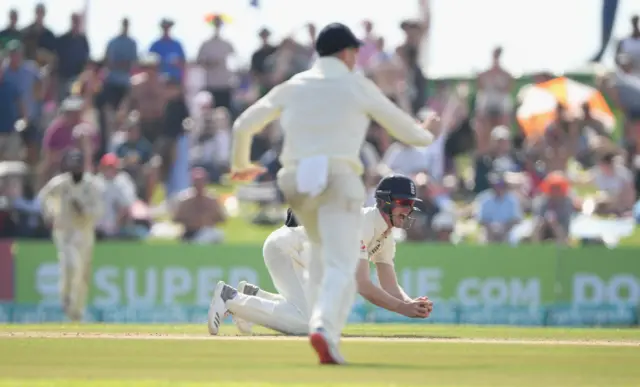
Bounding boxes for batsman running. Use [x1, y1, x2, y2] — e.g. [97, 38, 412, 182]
[38, 149, 104, 321]
[208, 174, 434, 339]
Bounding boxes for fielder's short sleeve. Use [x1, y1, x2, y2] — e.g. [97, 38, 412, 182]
[359, 206, 396, 265]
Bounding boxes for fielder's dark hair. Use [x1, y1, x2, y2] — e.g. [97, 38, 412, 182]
[285, 208, 298, 227]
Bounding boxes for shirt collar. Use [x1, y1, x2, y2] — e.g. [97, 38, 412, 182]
[311, 57, 352, 78]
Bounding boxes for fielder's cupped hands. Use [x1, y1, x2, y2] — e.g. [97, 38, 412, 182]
[417, 296, 434, 317]
[230, 165, 267, 182]
[397, 296, 433, 318]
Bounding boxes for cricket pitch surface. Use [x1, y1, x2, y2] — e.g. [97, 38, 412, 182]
[1, 323, 639, 386]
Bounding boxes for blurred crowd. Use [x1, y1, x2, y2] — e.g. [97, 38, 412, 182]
[1, 1, 640, 246]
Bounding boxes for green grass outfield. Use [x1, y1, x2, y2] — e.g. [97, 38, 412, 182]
[1, 324, 639, 387]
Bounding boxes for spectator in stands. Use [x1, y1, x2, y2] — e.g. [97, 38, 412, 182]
[473, 125, 522, 194]
[521, 146, 546, 198]
[190, 105, 231, 183]
[250, 124, 277, 163]
[531, 172, 574, 245]
[529, 103, 580, 173]
[0, 53, 25, 161]
[256, 137, 282, 182]
[39, 97, 98, 188]
[113, 111, 156, 202]
[13, 171, 48, 239]
[149, 19, 186, 83]
[173, 167, 226, 244]
[405, 173, 442, 241]
[71, 59, 102, 131]
[21, 3, 56, 67]
[476, 172, 523, 244]
[474, 47, 514, 154]
[575, 102, 613, 168]
[601, 54, 640, 154]
[397, 0, 430, 114]
[361, 141, 381, 180]
[366, 122, 391, 156]
[119, 53, 166, 147]
[54, 13, 90, 102]
[268, 37, 308, 86]
[250, 28, 277, 96]
[431, 211, 456, 242]
[97, 17, 137, 151]
[357, 20, 379, 71]
[162, 77, 191, 198]
[0, 9, 20, 49]
[301, 23, 317, 65]
[0, 165, 21, 238]
[586, 152, 636, 216]
[615, 15, 640, 76]
[95, 153, 137, 239]
[197, 15, 235, 113]
[2, 40, 41, 164]
[368, 38, 409, 110]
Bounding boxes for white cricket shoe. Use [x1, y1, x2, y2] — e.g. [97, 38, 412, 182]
[309, 328, 346, 365]
[207, 281, 236, 335]
[231, 281, 254, 335]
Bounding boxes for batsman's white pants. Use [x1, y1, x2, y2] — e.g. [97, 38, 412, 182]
[52, 227, 95, 321]
[226, 238, 309, 335]
[277, 160, 364, 345]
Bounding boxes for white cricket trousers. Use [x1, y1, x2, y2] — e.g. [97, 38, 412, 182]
[226, 238, 309, 335]
[52, 227, 95, 321]
[277, 159, 365, 345]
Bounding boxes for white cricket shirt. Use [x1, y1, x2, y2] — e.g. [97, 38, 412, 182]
[268, 207, 395, 268]
[37, 172, 105, 229]
[359, 206, 395, 266]
[231, 57, 433, 174]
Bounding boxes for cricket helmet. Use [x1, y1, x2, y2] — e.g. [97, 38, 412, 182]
[374, 174, 421, 228]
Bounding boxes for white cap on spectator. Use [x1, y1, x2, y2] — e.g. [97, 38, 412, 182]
[60, 96, 84, 112]
[432, 211, 456, 231]
[194, 91, 214, 108]
[490, 125, 511, 140]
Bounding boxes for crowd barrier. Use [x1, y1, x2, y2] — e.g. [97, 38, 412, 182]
[1, 242, 638, 326]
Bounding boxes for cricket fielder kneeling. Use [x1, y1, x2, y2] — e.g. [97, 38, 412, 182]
[207, 175, 434, 336]
[38, 150, 104, 322]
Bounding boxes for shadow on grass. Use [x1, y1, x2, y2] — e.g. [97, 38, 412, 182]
[347, 363, 491, 370]
[342, 334, 461, 340]
[248, 333, 461, 340]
